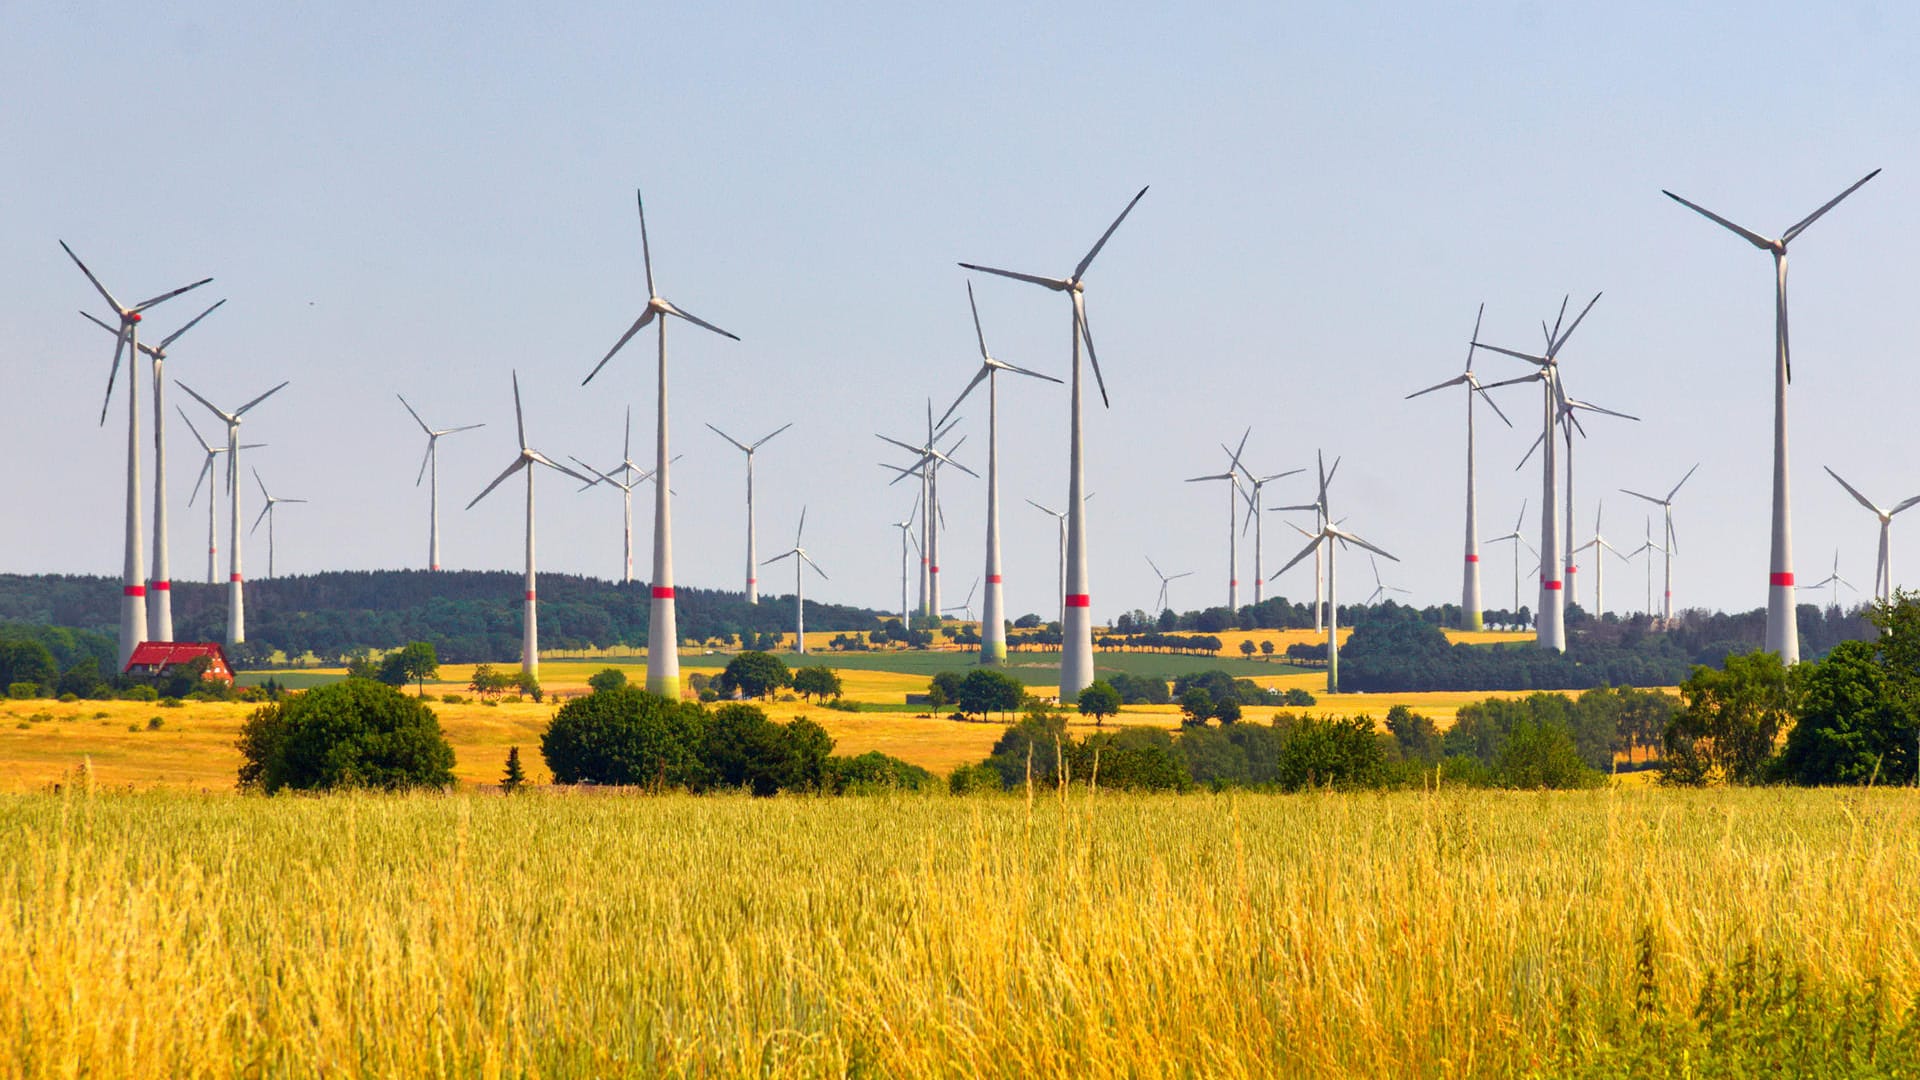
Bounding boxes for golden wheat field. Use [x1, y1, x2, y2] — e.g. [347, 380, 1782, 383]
[3, 786, 1918, 1078]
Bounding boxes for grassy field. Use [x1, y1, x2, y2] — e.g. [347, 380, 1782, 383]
[3, 787, 1915, 1077]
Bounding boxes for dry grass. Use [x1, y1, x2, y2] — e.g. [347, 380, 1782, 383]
[2, 787, 1917, 1077]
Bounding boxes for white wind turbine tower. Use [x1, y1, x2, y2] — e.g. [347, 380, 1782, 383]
[1484, 501, 1535, 620]
[1515, 385, 1638, 615]
[1234, 454, 1304, 607]
[939, 282, 1061, 666]
[890, 497, 920, 627]
[1574, 503, 1630, 618]
[180, 411, 261, 585]
[1664, 169, 1880, 664]
[1145, 556, 1193, 615]
[762, 509, 827, 655]
[944, 578, 981, 623]
[708, 420, 793, 604]
[960, 185, 1149, 701]
[397, 395, 484, 572]
[249, 469, 307, 579]
[1026, 493, 1093, 624]
[1406, 303, 1513, 631]
[1620, 463, 1699, 626]
[466, 372, 594, 678]
[1474, 292, 1606, 652]
[1186, 429, 1251, 612]
[84, 297, 225, 643]
[1270, 452, 1396, 693]
[581, 188, 739, 698]
[1270, 475, 1333, 633]
[1799, 549, 1855, 613]
[62, 242, 212, 663]
[178, 380, 288, 647]
[1823, 466, 1920, 606]
[1626, 517, 1667, 619]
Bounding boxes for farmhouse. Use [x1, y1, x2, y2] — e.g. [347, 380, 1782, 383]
[122, 642, 236, 686]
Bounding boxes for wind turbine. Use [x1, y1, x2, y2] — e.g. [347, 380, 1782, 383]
[762, 508, 827, 655]
[1234, 455, 1304, 607]
[708, 420, 793, 604]
[1626, 517, 1667, 619]
[1799, 550, 1856, 613]
[1269, 451, 1396, 693]
[397, 394, 484, 572]
[1186, 428, 1250, 612]
[180, 411, 261, 586]
[466, 372, 595, 678]
[1406, 303, 1513, 630]
[84, 297, 225, 643]
[177, 379, 288, 647]
[879, 403, 974, 620]
[1823, 466, 1920, 606]
[1484, 500, 1533, 618]
[1574, 503, 1630, 619]
[960, 185, 1149, 701]
[249, 469, 307, 579]
[939, 282, 1061, 665]
[943, 577, 981, 623]
[1145, 556, 1193, 615]
[1516, 385, 1638, 615]
[1027, 493, 1093, 625]
[1474, 292, 1606, 652]
[1270, 459, 1337, 634]
[1620, 463, 1700, 626]
[1365, 556, 1411, 605]
[1663, 169, 1880, 663]
[890, 497, 920, 627]
[581, 188, 740, 698]
[571, 449, 674, 586]
[61, 242, 211, 662]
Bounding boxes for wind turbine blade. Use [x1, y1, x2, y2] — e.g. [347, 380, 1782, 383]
[528, 452, 597, 486]
[441, 422, 485, 435]
[938, 365, 991, 430]
[1145, 555, 1164, 579]
[1824, 466, 1881, 514]
[177, 408, 214, 453]
[156, 298, 226, 349]
[1550, 292, 1602, 353]
[1227, 427, 1251, 474]
[1479, 372, 1545, 393]
[1662, 189, 1775, 250]
[251, 502, 273, 535]
[1568, 399, 1640, 422]
[78, 309, 120, 337]
[98, 330, 126, 427]
[998, 361, 1061, 384]
[397, 393, 433, 435]
[1473, 342, 1550, 367]
[1333, 529, 1398, 562]
[1027, 499, 1059, 516]
[762, 550, 797, 566]
[234, 381, 289, 417]
[875, 433, 927, 457]
[1268, 503, 1318, 513]
[130, 277, 213, 314]
[1270, 535, 1326, 581]
[1465, 302, 1484, 371]
[253, 467, 271, 501]
[957, 263, 1071, 291]
[188, 459, 213, 507]
[1667, 463, 1700, 501]
[583, 310, 655, 385]
[705, 423, 751, 453]
[1890, 494, 1920, 516]
[1781, 169, 1881, 244]
[1074, 185, 1149, 280]
[1475, 384, 1514, 427]
[175, 380, 230, 422]
[415, 441, 434, 487]
[280, 498, 308, 504]
[796, 507, 807, 545]
[966, 280, 990, 360]
[623, 406, 632, 464]
[752, 421, 794, 449]
[806, 555, 828, 581]
[1618, 488, 1664, 507]
[59, 241, 124, 312]
[635, 189, 656, 296]
[1185, 472, 1234, 483]
[511, 371, 527, 449]
[1074, 291, 1111, 409]
[1169, 571, 1193, 581]
[1405, 374, 1470, 399]
[465, 458, 528, 510]
[664, 302, 740, 341]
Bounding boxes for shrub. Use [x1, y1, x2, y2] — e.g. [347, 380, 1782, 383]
[540, 686, 706, 788]
[1179, 688, 1214, 726]
[1213, 700, 1243, 725]
[501, 746, 527, 793]
[715, 652, 791, 700]
[121, 685, 158, 702]
[829, 751, 933, 793]
[1078, 681, 1121, 725]
[1275, 715, 1386, 791]
[1074, 727, 1187, 791]
[147, 716, 164, 731]
[7, 683, 38, 700]
[1282, 688, 1316, 707]
[1496, 719, 1602, 789]
[587, 668, 629, 694]
[949, 762, 1004, 794]
[440, 694, 465, 704]
[703, 706, 833, 796]
[57, 692, 79, 704]
[160, 697, 184, 708]
[236, 680, 456, 793]
[981, 711, 1072, 787]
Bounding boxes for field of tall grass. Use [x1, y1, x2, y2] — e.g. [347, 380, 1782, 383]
[4, 785, 1916, 1077]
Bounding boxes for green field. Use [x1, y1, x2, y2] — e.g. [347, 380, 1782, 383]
[6, 787, 1916, 1077]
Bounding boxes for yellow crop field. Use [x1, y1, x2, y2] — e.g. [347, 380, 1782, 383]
[4, 787, 1917, 1076]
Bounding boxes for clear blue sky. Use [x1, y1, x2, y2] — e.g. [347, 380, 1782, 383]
[3, 2, 1917, 623]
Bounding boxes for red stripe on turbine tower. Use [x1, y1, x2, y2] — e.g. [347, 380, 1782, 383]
[987, 574, 1003, 583]
[1465, 554, 1479, 562]
[152, 581, 170, 590]
[1543, 580, 1563, 590]
[123, 585, 145, 597]
[1066, 594, 1091, 608]
[1771, 572, 1795, 587]
[525, 591, 536, 601]
[230, 574, 242, 583]
[652, 586, 675, 599]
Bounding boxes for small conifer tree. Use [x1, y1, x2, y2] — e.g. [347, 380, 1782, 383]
[502, 746, 527, 794]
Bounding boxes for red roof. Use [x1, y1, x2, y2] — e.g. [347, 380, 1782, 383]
[124, 642, 230, 672]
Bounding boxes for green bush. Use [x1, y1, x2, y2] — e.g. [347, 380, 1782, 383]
[1275, 715, 1386, 791]
[948, 762, 1005, 794]
[703, 706, 832, 796]
[587, 668, 629, 694]
[236, 680, 456, 793]
[829, 751, 933, 793]
[1074, 727, 1188, 791]
[57, 692, 79, 704]
[1496, 719, 1602, 789]
[121, 685, 158, 702]
[540, 686, 707, 788]
[715, 652, 790, 700]
[159, 697, 184, 708]
[147, 716, 164, 731]
[7, 683, 38, 700]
